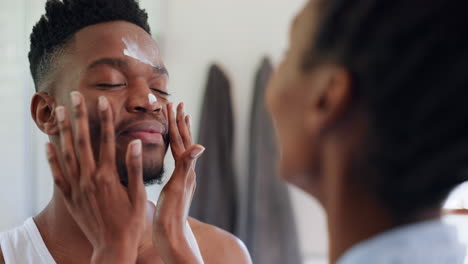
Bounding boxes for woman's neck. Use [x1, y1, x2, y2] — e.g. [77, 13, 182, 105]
[322, 151, 441, 263]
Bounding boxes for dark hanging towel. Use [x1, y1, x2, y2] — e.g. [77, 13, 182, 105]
[243, 58, 303, 264]
[189, 64, 238, 234]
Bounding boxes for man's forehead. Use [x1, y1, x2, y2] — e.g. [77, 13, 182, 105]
[122, 37, 162, 69]
[73, 21, 162, 66]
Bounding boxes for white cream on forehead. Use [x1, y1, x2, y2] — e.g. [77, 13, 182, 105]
[148, 93, 157, 104]
[122, 37, 159, 67]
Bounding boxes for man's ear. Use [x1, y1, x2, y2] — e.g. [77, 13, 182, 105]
[304, 65, 353, 133]
[31, 92, 59, 135]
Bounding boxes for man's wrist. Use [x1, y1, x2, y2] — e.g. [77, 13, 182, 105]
[91, 242, 138, 264]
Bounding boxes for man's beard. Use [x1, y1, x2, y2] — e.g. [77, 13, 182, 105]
[88, 114, 170, 187]
[117, 161, 166, 186]
[114, 137, 170, 187]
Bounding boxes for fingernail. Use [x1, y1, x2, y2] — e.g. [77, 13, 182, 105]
[71, 91, 81, 107]
[190, 147, 205, 159]
[98, 96, 108, 111]
[131, 140, 142, 157]
[55, 106, 65, 122]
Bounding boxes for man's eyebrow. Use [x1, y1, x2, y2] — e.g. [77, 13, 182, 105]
[87, 57, 169, 77]
[154, 65, 169, 77]
[87, 57, 129, 71]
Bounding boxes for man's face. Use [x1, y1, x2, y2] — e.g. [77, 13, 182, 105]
[52, 21, 170, 184]
[265, 1, 322, 188]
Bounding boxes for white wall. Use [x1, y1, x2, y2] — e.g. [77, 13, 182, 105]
[0, 0, 32, 232]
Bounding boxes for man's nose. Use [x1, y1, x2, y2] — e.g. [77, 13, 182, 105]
[126, 84, 162, 113]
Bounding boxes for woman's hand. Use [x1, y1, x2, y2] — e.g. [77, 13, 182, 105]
[153, 102, 205, 264]
[46, 92, 147, 264]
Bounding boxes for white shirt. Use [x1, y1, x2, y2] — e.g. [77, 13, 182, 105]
[338, 215, 468, 264]
[0, 218, 56, 264]
[0, 213, 200, 264]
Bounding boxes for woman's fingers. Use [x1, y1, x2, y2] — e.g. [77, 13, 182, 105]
[70, 91, 96, 183]
[126, 139, 146, 214]
[46, 143, 71, 198]
[177, 103, 193, 149]
[167, 103, 185, 157]
[56, 106, 79, 188]
[98, 96, 116, 168]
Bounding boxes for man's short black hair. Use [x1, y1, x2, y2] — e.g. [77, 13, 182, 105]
[304, 0, 468, 220]
[29, 0, 151, 92]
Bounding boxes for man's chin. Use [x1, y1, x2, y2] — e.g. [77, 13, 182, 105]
[142, 166, 165, 186]
[117, 163, 165, 187]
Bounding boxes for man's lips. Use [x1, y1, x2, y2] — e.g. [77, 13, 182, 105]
[124, 131, 163, 144]
[118, 121, 167, 144]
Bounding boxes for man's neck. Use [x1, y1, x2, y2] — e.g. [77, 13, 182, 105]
[33, 190, 163, 263]
[34, 190, 93, 263]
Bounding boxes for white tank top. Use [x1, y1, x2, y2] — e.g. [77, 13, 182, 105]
[0, 218, 56, 264]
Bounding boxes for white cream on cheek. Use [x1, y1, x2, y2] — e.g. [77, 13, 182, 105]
[148, 93, 157, 105]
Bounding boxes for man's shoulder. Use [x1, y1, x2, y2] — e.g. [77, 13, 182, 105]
[188, 217, 235, 242]
[188, 217, 252, 264]
[187, 217, 242, 247]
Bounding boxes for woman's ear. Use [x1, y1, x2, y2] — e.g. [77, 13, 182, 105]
[304, 65, 353, 133]
[31, 92, 59, 135]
